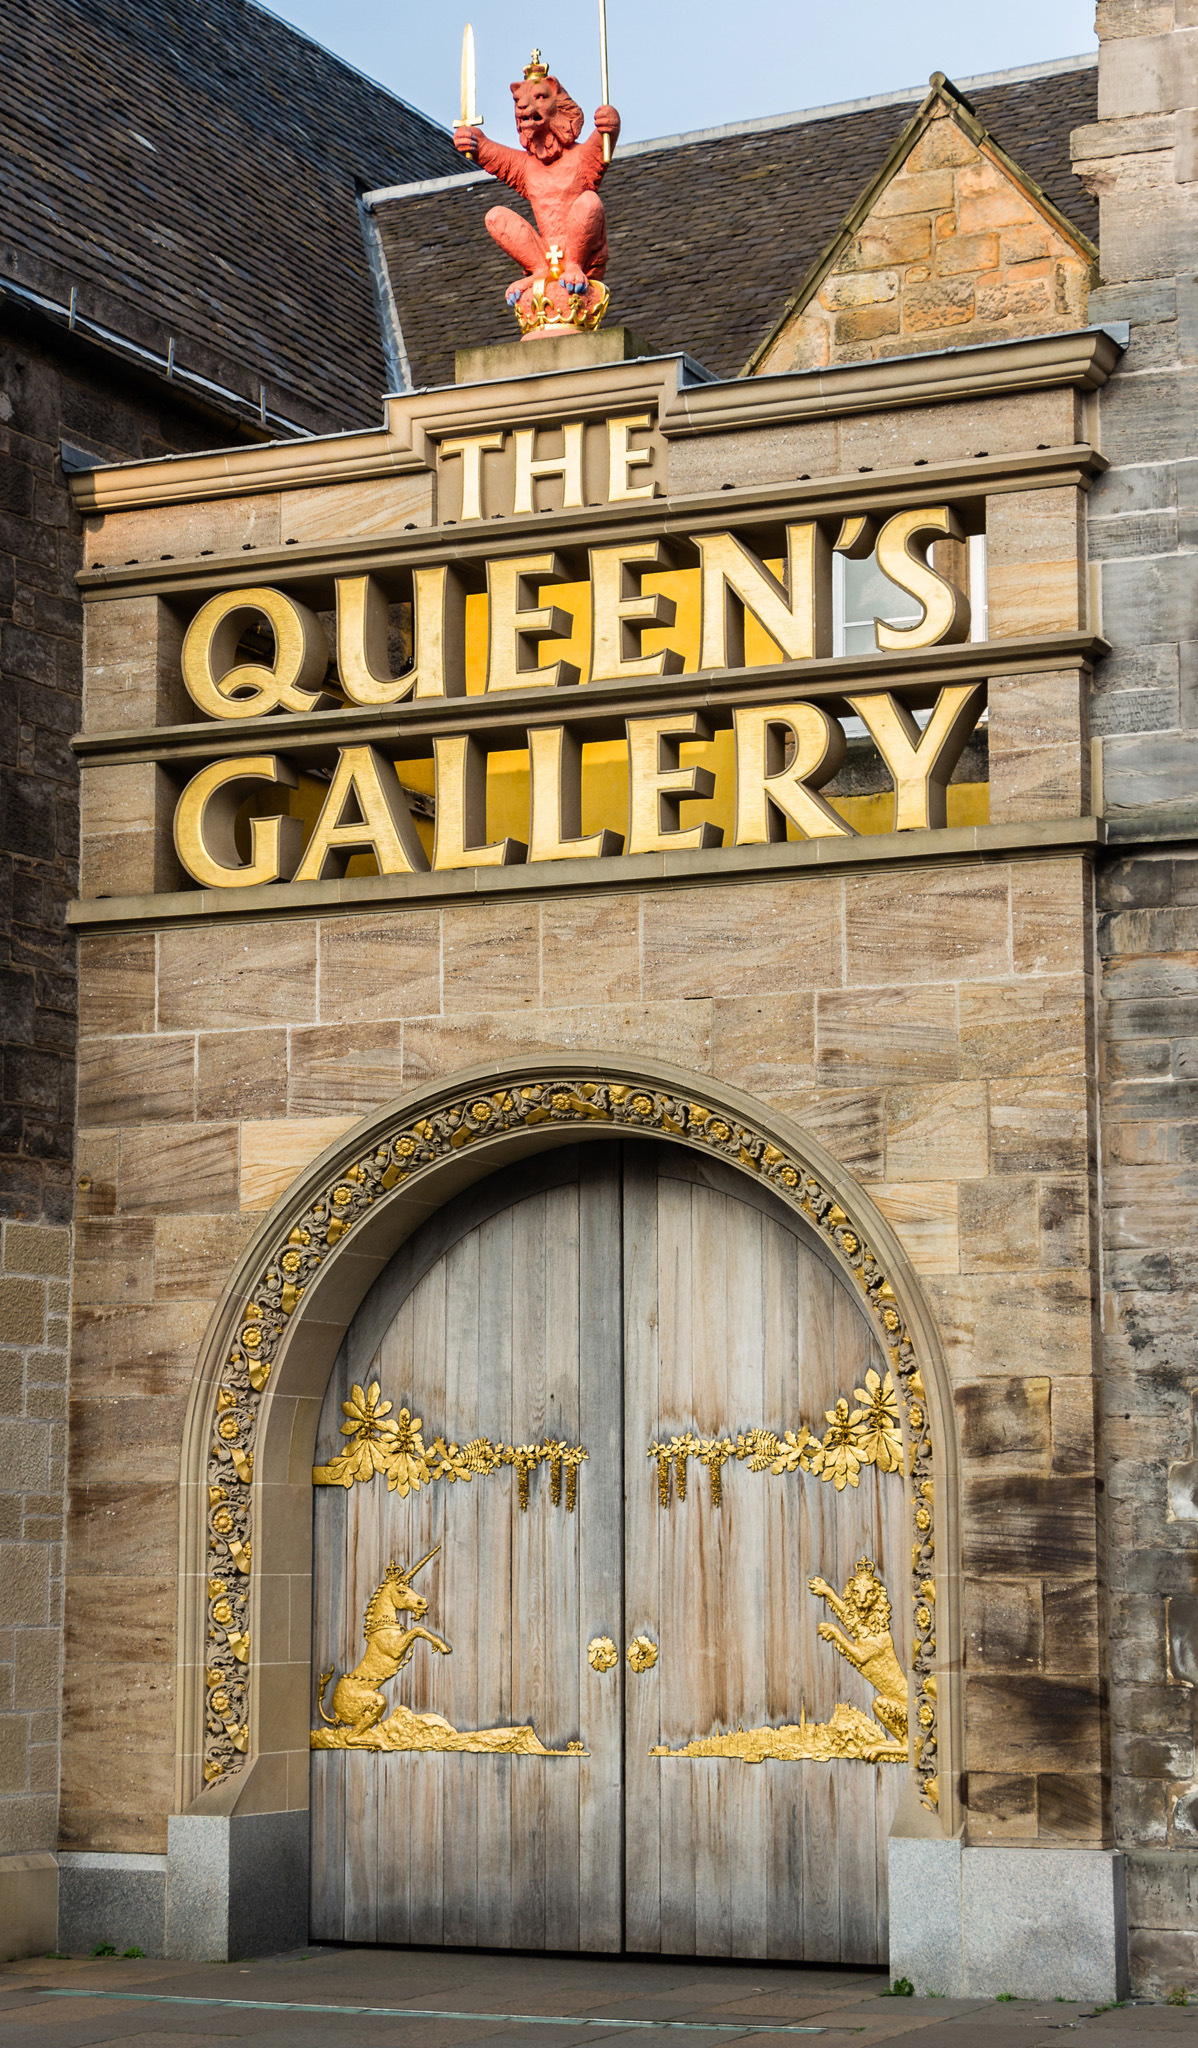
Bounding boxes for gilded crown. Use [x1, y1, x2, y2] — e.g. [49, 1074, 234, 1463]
[523, 49, 549, 80]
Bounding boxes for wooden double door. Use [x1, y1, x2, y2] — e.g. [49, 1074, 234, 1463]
[311, 1142, 908, 1960]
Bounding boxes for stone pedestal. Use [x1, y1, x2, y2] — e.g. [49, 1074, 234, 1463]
[889, 1838, 1128, 2001]
[165, 1811, 308, 1962]
[455, 324, 654, 383]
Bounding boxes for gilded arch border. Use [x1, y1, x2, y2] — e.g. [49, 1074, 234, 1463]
[177, 1056, 960, 1829]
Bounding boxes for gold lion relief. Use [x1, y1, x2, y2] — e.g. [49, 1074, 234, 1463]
[651, 1557, 908, 1764]
[311, 1548, 584, 1757]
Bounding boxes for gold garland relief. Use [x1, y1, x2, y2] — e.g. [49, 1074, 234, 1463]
[312, 1384, 586, 1510]
[648, 1368, 902, 1508]
[202, 1077, 940, 1812]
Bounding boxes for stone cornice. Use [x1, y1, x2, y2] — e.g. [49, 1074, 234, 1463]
[69, 328, 1122, 519]
[68, 816, 1103, 935]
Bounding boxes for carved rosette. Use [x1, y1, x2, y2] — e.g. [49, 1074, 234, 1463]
[200, 1077, 942, 1810]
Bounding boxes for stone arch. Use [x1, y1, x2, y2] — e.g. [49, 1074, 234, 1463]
[175, 1055, 960, 1857]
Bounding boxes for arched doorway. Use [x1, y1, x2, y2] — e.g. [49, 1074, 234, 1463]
[180, 1059, 954, 1963]
[309, 1140, 910, 1961]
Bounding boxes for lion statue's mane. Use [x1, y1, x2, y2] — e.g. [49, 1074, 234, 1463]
[510, 74, 584, 149]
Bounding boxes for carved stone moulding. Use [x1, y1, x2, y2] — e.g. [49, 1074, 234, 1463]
[199, 1073, 941, 1810]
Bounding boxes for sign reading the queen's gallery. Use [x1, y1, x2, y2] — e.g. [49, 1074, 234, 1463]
[167, 418, 986, 893]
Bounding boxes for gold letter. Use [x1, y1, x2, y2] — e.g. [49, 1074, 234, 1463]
[432, 735, 527, 868]
[173, 755, 301, 888]
[293, 745, 429, 881]
[626, 712, 722, 854]
[733, 704, 854, 843]
[846, 683, 985, 830]
[336, 567, 465, 703]
[528, 727, 623, 862]
[181, 587, 332, 720]
[439, 431, 505, 522]
[487, 553, 580, 690]
[590, 541, 684, 682]
[513, 423, 585, 515]
[872, 508, 970, 650]
[607, 414, 657, 502]
[698, 524, 831, 671]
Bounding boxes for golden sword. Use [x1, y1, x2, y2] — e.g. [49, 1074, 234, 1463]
[598, 0, 611, 162]
[460, 23, 481, 160]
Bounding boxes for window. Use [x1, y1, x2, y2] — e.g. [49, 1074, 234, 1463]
[832, 532, 987, 657]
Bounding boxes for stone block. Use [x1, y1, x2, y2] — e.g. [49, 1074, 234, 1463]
[964, 1474, 1098, 1579]
[279, 472, 433, 545]
[157, 924, 317, 1031]
[317, 912, 442, 1024]
[2, 1223, 68, 1278]
[965, 1673, 1103, 1771]
[710, 993, 815, 1102]
[239, 1116, 358, 1212]
[989, 1078, 1091, 1174]
[150, 1214, 258, 1302]
[1103, 731, 1198, 812]
[964, 1576, 1043, 1670]
[0, 1277, 43, 1345]
[643, 878, 843, 999]
[82, 595, 188, 734]
[400, 1002, 714, 1092]
[958, 1848, 1126, 1999]
[986, 488, 1085, 638]
[957, 1376, 1051, 1459]
[0, 1546, 48, 1627]
[837, 391, 1078, 474]
[924, 1270, 1096, 1377]
[57, 1851, 165, 1957]
[117, 1124, 239, 1216]
[957, 977, 1088, 1080]
[885, 1083, 988, 1180]
[988, 670, 1090, 823]
[0, 1420, 49, 1493]
[198, 1030, 288, 1121]
[79, 761, 182, 900]
[966, 1772, 1038, 1841]
[541, 895, 641, 1009]
[763, 1083, 884, 1177]
[958, 1177, 1038, 1270]
[83, 492, 281, 570]
[287, 1022, 405, 1118]
[865, 1181, 958, 1272]
[1011, 860, 1089, 976]
[1099, 28, 1198, 119]
[845, 867, 1009, 986]
[77, 1033, 196, 1126]
[77, 933, 156, 1038]
[0, 1851, 57, 1962]
[815, 986, 958, 1084]
[667, 421, 839, 495]
[888, 1835, 963, 1997]
[165, 1809, 308, 1960]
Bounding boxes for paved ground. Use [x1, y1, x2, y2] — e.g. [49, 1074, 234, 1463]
[0, 1947, 1193, 2047]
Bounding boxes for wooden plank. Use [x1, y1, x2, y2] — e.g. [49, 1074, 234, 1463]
[441, 1229, 482, 1948]
[621, 1143, 663, 1954]
[578, 1146, 625, 1954]
[508, 1188, 549, 1950]
[473, 1204, 515, 1947]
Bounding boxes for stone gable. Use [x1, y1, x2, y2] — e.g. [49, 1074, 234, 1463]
[753, 84, 1097, 375]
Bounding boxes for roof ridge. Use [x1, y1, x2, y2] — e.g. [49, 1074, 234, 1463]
[362, 50, 1097, 206]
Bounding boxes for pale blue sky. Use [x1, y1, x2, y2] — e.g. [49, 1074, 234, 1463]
[267, 0, 1097, 148]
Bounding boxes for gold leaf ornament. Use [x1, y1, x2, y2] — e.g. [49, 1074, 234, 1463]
[852, 1367, 903, 1472]
[627, 1634, 658, 1673]
[808, 1397, 864, 1491]
[587, 1635, 618, 1673]
[386, 1407, 434, 1497]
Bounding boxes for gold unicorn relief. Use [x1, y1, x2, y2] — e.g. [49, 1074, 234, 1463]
[312, 1548, 584, 1756]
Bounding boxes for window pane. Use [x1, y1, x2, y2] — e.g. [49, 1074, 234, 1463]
[842, 553, 920, 632]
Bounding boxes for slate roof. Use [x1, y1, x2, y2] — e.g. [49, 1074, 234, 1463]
[0, 0, 462, 433]
[372, 61, 1098, 390]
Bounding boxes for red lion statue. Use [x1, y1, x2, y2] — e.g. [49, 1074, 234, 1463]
[454, 50, 620, 336]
